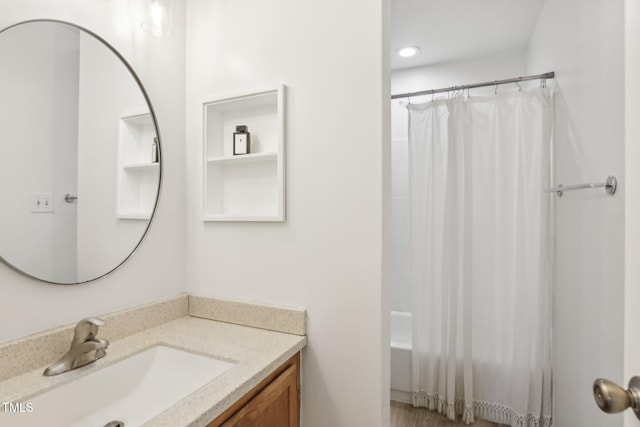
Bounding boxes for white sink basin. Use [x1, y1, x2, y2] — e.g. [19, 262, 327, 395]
[1, 346, 235, 427]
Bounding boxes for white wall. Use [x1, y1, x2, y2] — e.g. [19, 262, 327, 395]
[527, 1, 625, 426]
[184, 0, 388, 426]
[389, 51, 527, 312]
[0, 0, 186, 343]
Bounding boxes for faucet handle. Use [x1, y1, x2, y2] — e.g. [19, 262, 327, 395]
[71, 317, 106, 347]
[69, 339, 109, 370]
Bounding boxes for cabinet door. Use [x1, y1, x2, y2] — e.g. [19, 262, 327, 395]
[220, 364, 299, 427]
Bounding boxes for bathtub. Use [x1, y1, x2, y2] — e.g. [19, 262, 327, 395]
[390, 310, 412, 403]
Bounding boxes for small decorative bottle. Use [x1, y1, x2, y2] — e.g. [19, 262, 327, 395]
[151, 137, 159, 163]
[233, 125, 251, 155]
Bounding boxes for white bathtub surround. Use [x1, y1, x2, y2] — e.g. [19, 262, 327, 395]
[390, 310, 412, 350]
[390, 311, 412, 403]
[407, 89, 553, 426]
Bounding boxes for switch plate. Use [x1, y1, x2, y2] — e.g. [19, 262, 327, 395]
[30, 193, 53, 213]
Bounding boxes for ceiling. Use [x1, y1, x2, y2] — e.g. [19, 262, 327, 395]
[391, 0, 545, 70]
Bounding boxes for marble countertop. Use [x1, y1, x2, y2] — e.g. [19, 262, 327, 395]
[0, 314, 306, 426]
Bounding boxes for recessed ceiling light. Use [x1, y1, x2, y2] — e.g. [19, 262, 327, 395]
[396, 46, 420, 58]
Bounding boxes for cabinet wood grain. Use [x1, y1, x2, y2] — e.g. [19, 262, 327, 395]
[207, 353, 300, 427]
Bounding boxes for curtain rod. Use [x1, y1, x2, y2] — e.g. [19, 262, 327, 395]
[390, 71, 555, 100]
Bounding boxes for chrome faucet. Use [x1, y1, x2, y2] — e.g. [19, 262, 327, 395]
[43, 317, 109, 376]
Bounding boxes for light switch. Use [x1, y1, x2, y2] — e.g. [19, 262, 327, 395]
[30, 193, 53, 213]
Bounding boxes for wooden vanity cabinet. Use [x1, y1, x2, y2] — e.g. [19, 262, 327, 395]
[207, 353, 300, 427]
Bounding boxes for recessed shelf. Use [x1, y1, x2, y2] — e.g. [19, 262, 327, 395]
[117, 112, 159, 220]
[206, 152, 278, 165]
[203, 214, 284, 222]
[121, 112, 152, 125]
[117, 211, 155, 220]
[123, 162, 160, 170]
[203, 86, 285, 221]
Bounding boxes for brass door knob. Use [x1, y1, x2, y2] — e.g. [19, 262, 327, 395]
[593, 377, 640, 419]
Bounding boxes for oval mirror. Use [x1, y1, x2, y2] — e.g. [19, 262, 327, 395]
[0, 20, 162, 284]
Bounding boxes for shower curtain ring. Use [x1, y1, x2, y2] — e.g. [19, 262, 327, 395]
[494, 81, 499, 95]
[516, 80, 522, 92]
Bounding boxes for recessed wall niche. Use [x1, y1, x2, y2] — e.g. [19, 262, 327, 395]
[117, 112, 159, 219]
[203, 86, 285, 222]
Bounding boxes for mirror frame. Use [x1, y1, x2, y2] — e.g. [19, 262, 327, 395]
[0, 19, 163, 285]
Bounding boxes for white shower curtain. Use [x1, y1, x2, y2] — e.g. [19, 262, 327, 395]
[408, 88, 553, 427]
